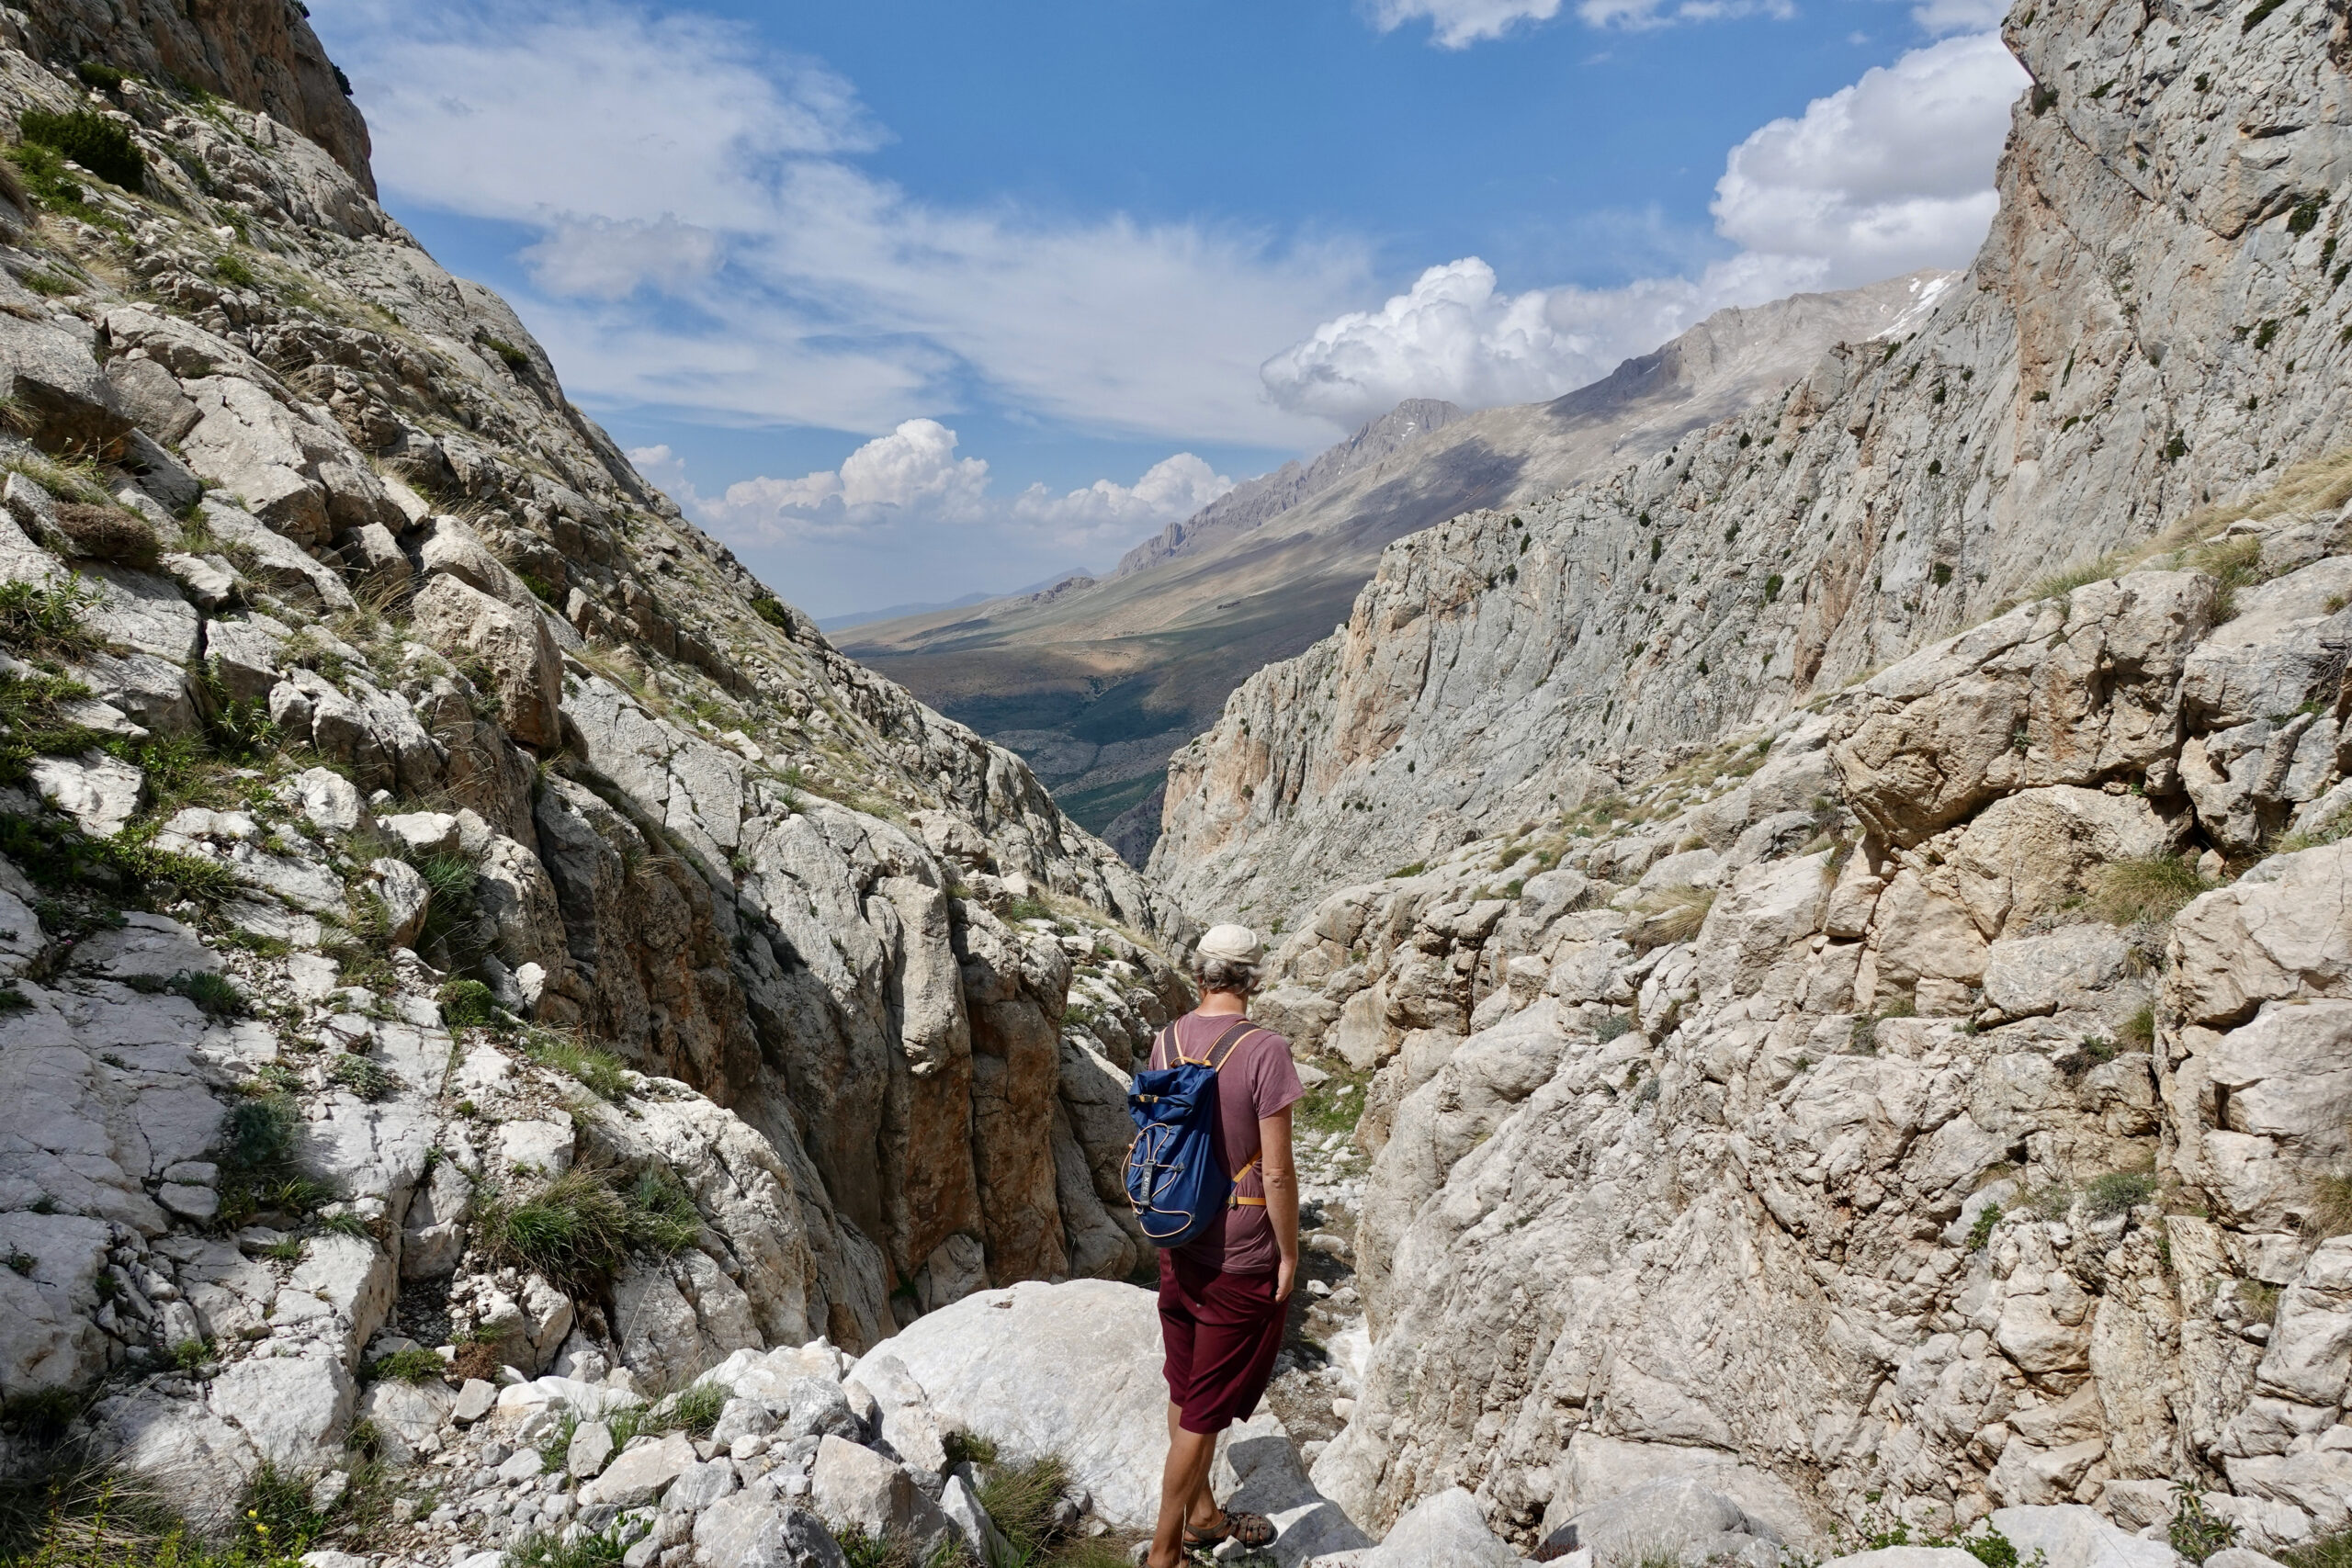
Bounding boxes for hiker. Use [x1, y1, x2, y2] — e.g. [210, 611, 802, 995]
[1143, 922, 1302, 1566]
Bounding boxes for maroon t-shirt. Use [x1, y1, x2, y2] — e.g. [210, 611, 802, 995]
[1149, 1010, 1304, 1276]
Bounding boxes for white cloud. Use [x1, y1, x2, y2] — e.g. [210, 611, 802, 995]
[313, 0, 1356, 446]
[633, 430, 1225, 553]
[1014, 455, 1235, 547]
[1711, 33, 2025, 280]
[1366, 0, 1561, 47]
[1261, 33, 2026, 427]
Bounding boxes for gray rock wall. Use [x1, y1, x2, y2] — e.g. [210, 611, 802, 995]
[1154, 0, 2352, 929]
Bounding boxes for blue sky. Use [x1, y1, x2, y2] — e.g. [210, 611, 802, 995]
[311, 0, 2023, 618]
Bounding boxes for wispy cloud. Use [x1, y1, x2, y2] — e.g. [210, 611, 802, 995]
[314, 0, 1359, 446]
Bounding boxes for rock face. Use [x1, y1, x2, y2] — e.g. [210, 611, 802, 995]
[1199, 529, 2352, 1553]
[1155, 0, 2352, 926]
[8, 0, 374, 191]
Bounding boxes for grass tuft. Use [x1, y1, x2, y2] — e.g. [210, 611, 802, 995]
[2088, 854, 2213, 928]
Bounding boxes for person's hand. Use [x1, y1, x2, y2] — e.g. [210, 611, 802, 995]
[1276, 1254, 1296, 1303]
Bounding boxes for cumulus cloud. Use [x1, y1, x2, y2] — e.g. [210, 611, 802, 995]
[1261, 33, 2026, 427]
[1013, 455, 1235, 547]
[1712, 33, 2024, 281]
[632, 430, 1226, 551]
[313, 0, 1356, 446]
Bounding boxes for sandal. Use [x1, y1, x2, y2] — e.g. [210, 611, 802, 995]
[1184, 1508, 1277, 1551]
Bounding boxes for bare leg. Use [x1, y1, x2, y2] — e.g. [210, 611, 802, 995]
[1149, 1420, 1219, 1568]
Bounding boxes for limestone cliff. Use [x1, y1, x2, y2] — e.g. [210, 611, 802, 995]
[1155, 0, 2352, 925]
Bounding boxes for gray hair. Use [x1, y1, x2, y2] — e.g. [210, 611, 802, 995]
[1194, 954, 1261, 997]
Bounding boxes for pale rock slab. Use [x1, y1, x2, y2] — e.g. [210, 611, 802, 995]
[851, 1280, 1169, 1531]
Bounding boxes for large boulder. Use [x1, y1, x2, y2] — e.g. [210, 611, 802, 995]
[1353, 1487, 1520, 1567]
[410, 574, 564, 749]
[850, 1280, 1170, 1531]
[0, 310, 129, 449]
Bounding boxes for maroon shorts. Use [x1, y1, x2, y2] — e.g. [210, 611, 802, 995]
[1159, 1250, 1286, 1435]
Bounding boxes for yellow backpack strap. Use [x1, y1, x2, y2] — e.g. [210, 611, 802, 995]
[1229, 1151, 1266, 1208]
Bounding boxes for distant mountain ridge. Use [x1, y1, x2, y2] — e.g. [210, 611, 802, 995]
[1111, 399, 1465, 578]
[847, 272, 1954, 860]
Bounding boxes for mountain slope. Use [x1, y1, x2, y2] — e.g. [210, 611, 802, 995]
[0, 6, 1207, 1540]
[849, 275, 1951, 853]
[1153, 5, 2352, 925]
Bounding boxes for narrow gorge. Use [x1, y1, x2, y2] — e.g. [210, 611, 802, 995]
[3, 0, 2352, 1567]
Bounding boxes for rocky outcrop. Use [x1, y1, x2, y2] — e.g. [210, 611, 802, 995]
[1155, 0, 2352, 925]
[1197, 519, 2352, 1553]
[6, 0, 373, 191]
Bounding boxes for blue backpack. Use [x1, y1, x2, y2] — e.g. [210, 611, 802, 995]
[1125, 1020, 1264, 1247]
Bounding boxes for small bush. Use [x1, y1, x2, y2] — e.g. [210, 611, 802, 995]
[436, 978, 499, 1029]
[2084, 1169, 2158, 1219]
[944, 1431, 999, 1467]
[167, 1337, 213, 1372]
[509, 1524, 630, 1568]
[6, 140, 85, 214]
[211, 253, 255, 288]
[2089, 854, 2213, 927]
[479, 334, 530, 371]
[2170, 1483, 2240, 1563]
[669, 1379, 727, 1438]
[0, 576, 99, 656]
[74, 62, 126, 92]
[18, 108, 143, 190]
[751, 595, 792, 631]
[329, 1053, 396, 1101]
[478, 1168, 641, 1287]
[171, 969, 244, 1019]
[2304, 1168, 2352, 1245]
[367, 1348, 447, 1384]
[45, 502, 160, 570]
[975, 1453, 1073, 1562]
[1967, 1203, 2003, 1251]
[523, 1027, 631, 1100]
[1387, 861, 1425, 879]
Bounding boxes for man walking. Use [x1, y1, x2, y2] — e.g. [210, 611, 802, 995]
[1144, 923, 1301, 1566]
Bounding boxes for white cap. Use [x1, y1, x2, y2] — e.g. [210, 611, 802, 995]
[1196, 923, 1264, 964]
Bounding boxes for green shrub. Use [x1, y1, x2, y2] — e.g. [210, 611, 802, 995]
[0, 669, 106, 783]
[2084, 1169, 2158, 1218]
[0, 576, 100, 656]
[1763, 573, 1784, 604]
[522, 1027, 630, 1100]
[329, 1053, 396, 1101]
[211, 253, 254, 288]
[478, 334, 530, 370]
[976, 1453, 1076, 1562]
[2170, 1483, 2240, 1562]
[74, 62, 126, 91]
[751, 595, 792, 631]
[436, 978, 499, 1028]
[668, 1379, 727, 1438]
[1966, 1203, 2003, 1251]
[171, 970, 244, 1019]
[367, 1348, 447, 1384]
[477, 1168, 634, 1287]
[18, 108, 143, 190]
[167, 1337, 213, 1372]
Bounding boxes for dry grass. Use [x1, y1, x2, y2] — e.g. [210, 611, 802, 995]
[1628, 885, 1714, 950]
[2087, 854, 2213, 928]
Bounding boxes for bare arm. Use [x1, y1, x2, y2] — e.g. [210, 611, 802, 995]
[1260, 1107, 1299, 1302]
